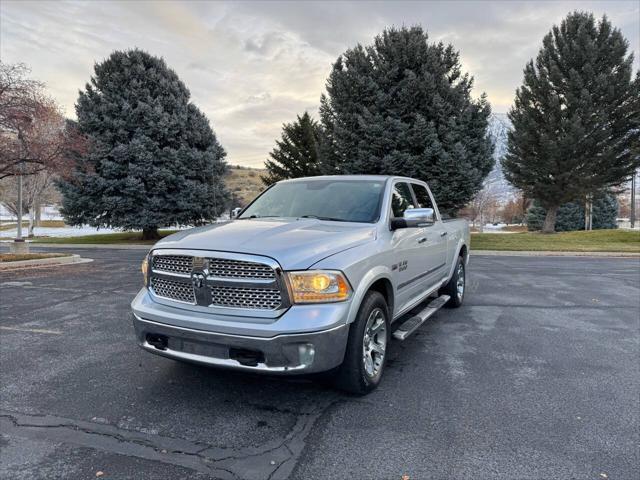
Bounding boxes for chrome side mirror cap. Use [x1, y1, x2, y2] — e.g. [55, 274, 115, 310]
[391, 208, 435, 229]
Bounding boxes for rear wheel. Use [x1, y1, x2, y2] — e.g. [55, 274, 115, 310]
[334, 291, 389, 395]
[440, 256, 465, 308]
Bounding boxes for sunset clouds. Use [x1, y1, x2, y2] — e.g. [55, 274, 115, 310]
[2, 0, 637, 166]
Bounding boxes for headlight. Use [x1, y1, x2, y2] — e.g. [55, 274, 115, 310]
[286, 270, 352, 303]
[141, 256, 149, 287]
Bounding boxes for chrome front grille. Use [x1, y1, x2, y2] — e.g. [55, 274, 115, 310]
[150, 277, 195, 304]
[152, 255, 192, 274]
[208, 258, 275, 279]
[148, 251, 287, 312]
[210, 286, 282, 310]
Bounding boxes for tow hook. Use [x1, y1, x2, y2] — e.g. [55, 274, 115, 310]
[146, 333, 168, 350]
[229, 348, 265, 367]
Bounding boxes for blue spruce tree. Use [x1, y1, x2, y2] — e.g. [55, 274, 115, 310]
[58, 50, 228, 239]
[319, 26, 494, 214]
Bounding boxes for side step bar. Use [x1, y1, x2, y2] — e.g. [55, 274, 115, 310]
[392, 295, 450, 341]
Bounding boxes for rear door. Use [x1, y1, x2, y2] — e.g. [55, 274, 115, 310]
[410, 182, 449, 291]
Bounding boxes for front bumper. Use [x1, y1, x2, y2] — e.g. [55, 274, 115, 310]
[132, 314, 349, 374]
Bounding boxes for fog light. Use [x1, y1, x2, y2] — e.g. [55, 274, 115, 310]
[298, 343, 315, 367]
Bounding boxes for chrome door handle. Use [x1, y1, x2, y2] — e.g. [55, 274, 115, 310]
[440, 231, 448, 237]
[417, 237, 427, 244]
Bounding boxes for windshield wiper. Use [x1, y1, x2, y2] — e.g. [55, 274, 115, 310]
[299, 215, 350, 222]
[238, 215, 281, 220]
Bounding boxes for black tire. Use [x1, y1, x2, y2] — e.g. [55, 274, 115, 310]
[439, 256, 465, 308]
[334, 291, 390, 395]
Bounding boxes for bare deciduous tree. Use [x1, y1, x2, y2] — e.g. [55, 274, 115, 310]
[0, 62, 82, 180]
[0, 170, 58, 236]
[461, 183, 501, 232]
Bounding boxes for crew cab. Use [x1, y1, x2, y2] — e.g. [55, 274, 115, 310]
[132, 175, 470, 394]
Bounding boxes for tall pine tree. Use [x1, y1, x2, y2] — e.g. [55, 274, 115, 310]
[262, 112, 322, 185]
[58, 50, 228, 239]
[503, 12, 640, 233]
[319, 26, 494, 214]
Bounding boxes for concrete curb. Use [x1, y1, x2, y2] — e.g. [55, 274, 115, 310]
[0, 254, 93, 270]
[29, 243, 151, 250]
[473, 250, 640, 258]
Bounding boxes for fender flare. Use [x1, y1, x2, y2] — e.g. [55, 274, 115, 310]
[345, 266, 394, 325]
[444, 241, 469, 282]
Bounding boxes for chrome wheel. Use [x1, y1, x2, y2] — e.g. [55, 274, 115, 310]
[456, 262, 465, 300]
[362, 308, 387, 378]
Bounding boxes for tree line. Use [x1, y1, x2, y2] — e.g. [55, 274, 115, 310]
[1, 11, 637, 236]
[264, 12, 639, 232]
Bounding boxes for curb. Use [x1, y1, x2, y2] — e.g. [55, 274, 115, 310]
[0, 254, 93, 270]
[472, 250, 640, 258]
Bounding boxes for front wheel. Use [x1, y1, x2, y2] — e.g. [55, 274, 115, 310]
[334, 291, 389, 395]
[439, 256, 465, 308]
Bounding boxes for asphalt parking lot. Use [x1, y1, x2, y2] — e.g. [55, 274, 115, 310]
[1, 248, 638, 480]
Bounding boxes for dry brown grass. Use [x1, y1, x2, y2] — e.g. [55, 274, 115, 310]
[225, 166, 267, 206]
[0, 252, 71, 262]
[502, 225, 528, 232]
[0, 220, 67, 231]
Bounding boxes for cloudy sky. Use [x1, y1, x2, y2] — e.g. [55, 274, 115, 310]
[2, 1, 638, 167]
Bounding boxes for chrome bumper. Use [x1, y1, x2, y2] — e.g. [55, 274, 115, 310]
[132, 314, 349, 374]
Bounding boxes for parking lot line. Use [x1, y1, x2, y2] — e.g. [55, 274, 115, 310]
[0, 326, 62, 335]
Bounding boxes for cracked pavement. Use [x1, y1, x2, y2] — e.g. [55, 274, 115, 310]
[1, 248, 638, 479]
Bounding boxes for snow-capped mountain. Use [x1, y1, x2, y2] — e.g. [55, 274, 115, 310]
[486, 113, 517, 202]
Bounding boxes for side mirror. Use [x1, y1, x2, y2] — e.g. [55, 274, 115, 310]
[391, 208, 435, 230]
[231, 207, 242, 219]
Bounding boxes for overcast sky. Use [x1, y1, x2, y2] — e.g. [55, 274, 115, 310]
[2, 1, 638, 167]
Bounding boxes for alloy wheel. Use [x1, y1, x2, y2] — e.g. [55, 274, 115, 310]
[362, 308, 387, 378]
[456, 262, 465, 300]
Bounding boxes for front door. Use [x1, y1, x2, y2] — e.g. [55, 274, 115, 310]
[411, 182, 448, 291]
[389, 181, 427, 313]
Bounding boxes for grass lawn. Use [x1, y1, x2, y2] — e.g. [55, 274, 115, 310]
[7, 227, 638, 252]
[32, 230, 178, 244]
[471, 229, 640, 252]
[0, 252, 71, 262]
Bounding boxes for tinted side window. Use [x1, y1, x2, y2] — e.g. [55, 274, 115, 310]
[390, 182, 415, 218]
[412, 184, 435, 210]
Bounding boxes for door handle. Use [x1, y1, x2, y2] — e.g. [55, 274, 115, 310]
[417, 237, 427, 244]
[440, 231, 448, 237]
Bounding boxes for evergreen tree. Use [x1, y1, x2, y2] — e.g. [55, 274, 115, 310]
[319, 26, 494, 214]
[591, 194, 619, 230]
[58, 50, 228, 239]
[527, 193, 618, 231]
[262, 112, 322, 185]
[504, 12, 640, 233]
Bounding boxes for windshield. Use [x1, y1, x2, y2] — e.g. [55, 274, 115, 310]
[239, 179, 386, 223]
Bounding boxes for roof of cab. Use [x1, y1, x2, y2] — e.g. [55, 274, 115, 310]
[278, 174, 401, 183]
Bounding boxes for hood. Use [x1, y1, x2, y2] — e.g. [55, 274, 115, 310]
[154, 218, 377, 270]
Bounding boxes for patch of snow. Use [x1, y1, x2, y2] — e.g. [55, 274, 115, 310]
[1, 225, 123, 238]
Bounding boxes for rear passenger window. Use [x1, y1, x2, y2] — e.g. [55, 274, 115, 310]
[390, 182, 415, 218]
[412, 184, 435, 210]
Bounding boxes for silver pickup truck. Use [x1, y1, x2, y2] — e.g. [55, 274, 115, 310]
[132, 175, 469, 394]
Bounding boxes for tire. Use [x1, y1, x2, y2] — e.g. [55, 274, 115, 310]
[334, 291, 390, 395]
[439, 256, 465, 308]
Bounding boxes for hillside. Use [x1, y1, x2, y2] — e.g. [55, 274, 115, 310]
[225, 165, 268, 207]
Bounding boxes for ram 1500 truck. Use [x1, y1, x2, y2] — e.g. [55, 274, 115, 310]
[132, 175, 469, 394]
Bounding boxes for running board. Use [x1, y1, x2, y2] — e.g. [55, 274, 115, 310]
[392, 295, 450, 341]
